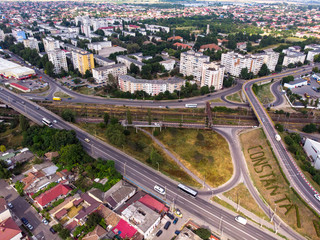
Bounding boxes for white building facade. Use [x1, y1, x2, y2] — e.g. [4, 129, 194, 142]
[304, 138, 320, 169]
[92, 63, 127, 83]
[180, 50, 210, 82]
[47, 49, 68, 74]
[23, 37, 39, 52]
[43, 37, 60, 53]
[201, 62, 225, 90]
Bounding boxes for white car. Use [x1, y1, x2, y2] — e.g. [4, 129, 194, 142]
[53, 120, 57, 123]
[235, 215, 247, 225]
[42, 219, 48, 225]
[154, 185, 165, 195]
[84, 138, 90, 143]
[314, 194, 320, 201]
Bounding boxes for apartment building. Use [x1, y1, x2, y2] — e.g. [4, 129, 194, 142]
[221, 51, 264, 77]
[259, 49, 280, 71]
[92, 63, 127, 83]
[23, 37, 39, 52]
[118, 75, 185, 96]
[43, 37, 60, 53]
[87, 41, 112, 52]
[306, 44, 320, 62]
[282, 50, 306, 66]
[71, 49, 95, 75]
[47, 49, 68, 74]
[94, 55, 115, 67]
[116, 55, 145, 71]
[180, 50, 210, 82]
[201, 62, 225, 90]
[160, 59, 175, 71]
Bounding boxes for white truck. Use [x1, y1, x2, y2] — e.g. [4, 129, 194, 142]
[275, 134, 281, 142]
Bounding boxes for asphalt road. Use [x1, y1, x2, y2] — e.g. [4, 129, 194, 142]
[0, 85, 280, 240]
[0, 180, 60, 240]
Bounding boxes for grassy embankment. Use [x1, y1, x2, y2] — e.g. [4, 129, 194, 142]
[78, 123, 201, 188]
[240, 128, 320, 239]
[54, 91, 72, 99]
[254, 82, 275, 104]
[155, 128, 233, 188]
[226, 91, 245, 103]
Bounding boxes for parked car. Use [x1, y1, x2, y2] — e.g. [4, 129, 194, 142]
[42, 219, 48, 225]
[7, 202, 13, 209]
[173, 218, 178, 224]
[27, 223, 34, 231]
[164, 221, 171, 230]
[156, 230, 163, 237]
[175, 230, 181, 235]
[167, 213, 174, 220]
[21, 217, 28, 225]
[50, 227, 56, 234]
[174, 208, 182, 218]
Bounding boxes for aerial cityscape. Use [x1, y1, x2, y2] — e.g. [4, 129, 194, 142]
[0, 1, 320, 240]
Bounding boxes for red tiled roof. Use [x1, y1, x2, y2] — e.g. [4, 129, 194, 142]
[99, 26, 114, 30]
[0, 217, 22, 240]
[65, 220, 77, 232]
[168, 36, 183, 41]
[173, 42, 192, 49]
[200, 43, 221, 51]
[55, 208, 68, 220]
[35, 183, 72, 207]
[10, 83, 29, 91]
[112, 219, 137, 239]
[138, 194, 169, 213]
[128, 25, 140, 28]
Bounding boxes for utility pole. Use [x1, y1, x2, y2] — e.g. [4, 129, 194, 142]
[124, 162, 127, 177]
[271, 204, 277, 222]
[219, 216, 223, 234]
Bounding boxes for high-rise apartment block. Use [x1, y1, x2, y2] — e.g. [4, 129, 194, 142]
[71, 49, 95, 75]
[306, 44, 320, 62]
[221, 50, 279, 77]
[201, 62, 225, 90]
[92, 63, 127, 83]
[47, 49, 68, 74]
[43, 37, 60, 53]
[179, 50, 210, 82]
[23, 37, 39, 52]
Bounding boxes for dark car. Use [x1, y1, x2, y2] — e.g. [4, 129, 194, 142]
[207, 94, 211, 97]
[173, 218, 178, 224]
[178, 99, 183, 102]
[50, 227, 57, 234]
[175, 230, 181, 235]
[21, 217, 28, 225]
[167, 213, 174, 220]
[164, 221, 171, 230]
[156, 230, 163, 237]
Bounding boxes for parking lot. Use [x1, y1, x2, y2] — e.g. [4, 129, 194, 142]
[291, 78, 320, 99]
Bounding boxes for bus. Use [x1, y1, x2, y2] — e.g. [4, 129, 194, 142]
[177, 183, 198, 197]
[185, 104, 197, 108]
[53, 97, 61, 101]
[42, 118, 52, 127]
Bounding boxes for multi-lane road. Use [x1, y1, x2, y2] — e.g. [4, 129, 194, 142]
[0, 79, 281, 240]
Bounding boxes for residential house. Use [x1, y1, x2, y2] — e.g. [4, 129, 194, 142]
[82, 225, 107, 240]
[236, 42, 247, 50]
[121, 201, 161, 239]
[0, 198, 11, 222]
[75, 193, 101, 225]
[138, 194, 169, 214]
[34, 183, 72, 209]
[0, 217, 23, 240]
[199, 43, 221, 52]
[167, 36, 183, 42]
[88, 180, 136, 210]
[173, 42, 192, 50]
[45, 152, 59, 161]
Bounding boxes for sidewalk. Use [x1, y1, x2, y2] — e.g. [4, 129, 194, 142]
[217, 194, 290, 240]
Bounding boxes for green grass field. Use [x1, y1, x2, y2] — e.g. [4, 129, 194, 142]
[156, 128, 233, 188]
[226, 91, 243, 103]
[255, 82, 275, 104]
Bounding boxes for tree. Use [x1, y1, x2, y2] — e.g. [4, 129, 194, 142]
[59, 144, 84, 167]
[195, 228, 211, 240]
[288, 63, 295, 68]
[258, 63, 270, 77]
[105, 124, 125, 147]
[108, 73, 116, 84]
[127, 43, 140, 54]
[223, 76, 234, 88]
[314, 54, 320, 63]
[103, 113, 109, 125]
[15, 181, 24, 196]
[61, 109, 76, 123]
[59, 228, 70, 240]
[148, 109, 152, 125]
[200, 86, 209, 95]
[19, 115, 29, 131]
[275, 123, 284, 132]
[149, 148, 163, 167]
[129, 63, 140, 75]
[240, 67, 249, 79]
[44, 61, 54, 77]
[84, 70, 92, 79]
[86, 212, 102, 229]
[302, 123, 317, 133]
[127, 110, 132, 124]
[0, 145, 6, 152]
[246, 42, 253, 52]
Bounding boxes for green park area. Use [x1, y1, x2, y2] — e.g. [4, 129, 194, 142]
[226, 91, 245, 103]
[155, 128, 233, 188]
[78, 122, 201, 188]
[54, 91, 72, 99]
[253, 82, 275, 104]
[240, 129, 320, 239]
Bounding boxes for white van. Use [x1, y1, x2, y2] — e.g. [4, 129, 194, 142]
[235, 215, 247, 225]
[154, 185, 165, 195]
